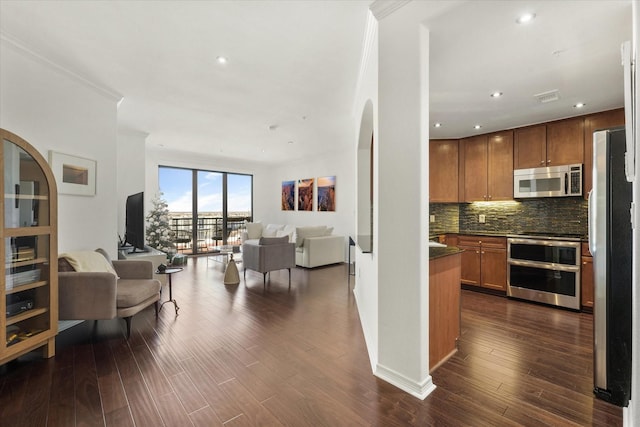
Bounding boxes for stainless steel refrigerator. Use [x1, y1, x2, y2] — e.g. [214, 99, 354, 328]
[588, 127, 632, 407]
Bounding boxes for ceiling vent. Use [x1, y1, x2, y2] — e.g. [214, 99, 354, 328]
[534, 89, 560, 103]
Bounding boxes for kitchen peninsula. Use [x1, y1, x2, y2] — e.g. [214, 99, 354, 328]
[429, 246, 463, 370]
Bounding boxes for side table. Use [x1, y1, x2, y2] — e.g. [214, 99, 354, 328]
[155, 267, 182, 315]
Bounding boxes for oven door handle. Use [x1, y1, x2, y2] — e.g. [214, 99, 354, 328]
[507, 238, 580, 248]
[508, 258, 580, 272]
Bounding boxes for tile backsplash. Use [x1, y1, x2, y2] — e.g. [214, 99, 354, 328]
[430, 198, 588, 236]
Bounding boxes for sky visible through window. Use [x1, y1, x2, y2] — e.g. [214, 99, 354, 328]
[159, 167, 252, 214]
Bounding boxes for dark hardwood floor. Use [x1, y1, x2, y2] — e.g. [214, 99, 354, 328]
[0, 257, 622, 426]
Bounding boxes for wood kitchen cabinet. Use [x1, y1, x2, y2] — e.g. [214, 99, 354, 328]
[547, 117, 584, 166]
[514, 118, 584, 169]
[429, 252, 461, 371]
[581, 242, 594, 311]
[514, 124, 547, 169]
[429, 139, 459, 202]
[457, 235, 507, 292]
[583, 108, 625, 198]
[460, 131, 513, 202]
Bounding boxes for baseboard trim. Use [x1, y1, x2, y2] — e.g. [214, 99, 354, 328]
[58, 320, 84, 333]
[374, 363, 436, 400]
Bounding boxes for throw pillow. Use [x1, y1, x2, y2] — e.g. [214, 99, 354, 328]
[58, 257, 75, 272]
[262, 224, 284, 237]
[258, 236, 289, 245]
[59, 251, 118, 277]
[276, 229, 293, 242]
[245, 222, 263, 239]
[295, 226, 328, 247]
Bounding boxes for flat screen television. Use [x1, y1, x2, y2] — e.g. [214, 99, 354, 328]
[124, 192, 147, 253]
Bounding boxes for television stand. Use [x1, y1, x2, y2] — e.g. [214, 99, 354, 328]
[118, 246, 168, 285]
[127, 247, 149, 254]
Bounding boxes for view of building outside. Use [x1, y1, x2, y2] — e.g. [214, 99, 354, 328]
[159, 166, 252, 254]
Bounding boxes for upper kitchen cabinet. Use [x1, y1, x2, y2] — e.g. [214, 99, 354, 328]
[460, 131, 513, 202]
[583, 108, 625, 198]
[546, 117, 584, 166]
[429, 139, 459, 203]
[514, 124, 546, 169]
[514, 118, 584, 169]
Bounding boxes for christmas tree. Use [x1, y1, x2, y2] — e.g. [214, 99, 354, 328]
[146, 194, 175, 253]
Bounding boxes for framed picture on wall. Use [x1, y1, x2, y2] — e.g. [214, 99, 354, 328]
[48, 151, 97, 196]
[317, 176, 336, 211]
[297, 178, 313, 211]
[282, 180, 295, 211]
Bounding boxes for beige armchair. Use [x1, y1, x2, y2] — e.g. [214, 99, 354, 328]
[58, 249, 161, 338]
[242, 237, 295, 287]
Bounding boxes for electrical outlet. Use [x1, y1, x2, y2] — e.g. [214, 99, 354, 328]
[479, 214, 486, 223]
[430, 215, 435, 223]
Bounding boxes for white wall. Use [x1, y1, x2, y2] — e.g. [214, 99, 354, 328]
[352, 10, 379, 371]
[117, 129, 147, 241]
[0, 37, 120, 257]
[144, 146, 357, 259]
[375, 3, 433, 398]
[262, 148, 355, 255]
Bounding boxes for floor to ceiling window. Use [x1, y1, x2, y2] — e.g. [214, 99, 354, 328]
[159, 166, 253, 255]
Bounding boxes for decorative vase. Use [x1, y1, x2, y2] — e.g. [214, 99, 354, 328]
[224, 253, 240, 285]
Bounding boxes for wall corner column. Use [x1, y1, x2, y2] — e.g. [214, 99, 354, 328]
[374, 5, 434, 399]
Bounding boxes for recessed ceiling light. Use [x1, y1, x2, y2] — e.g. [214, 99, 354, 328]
[490, 91, 503, 98]
[516, 13, 536, 24]
[574, 102, 586, 108]
[216, 56, 228, 64]
[433, 123, 442, 128]
[474, 125, 482, 130]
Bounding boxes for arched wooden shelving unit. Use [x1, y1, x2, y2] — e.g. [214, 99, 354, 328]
[0, 128, 58, 364]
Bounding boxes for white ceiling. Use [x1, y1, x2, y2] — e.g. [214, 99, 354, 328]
[428, 0, 632, 139]
[0, 1, 633, 164]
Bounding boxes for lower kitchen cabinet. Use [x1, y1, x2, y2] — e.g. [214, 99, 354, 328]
[458, 235, 506, 292]
[581, 242, 594, 311]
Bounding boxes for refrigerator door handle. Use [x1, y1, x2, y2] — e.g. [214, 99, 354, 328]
[588, 190, 595, 256]
[621, 40, 635, 182]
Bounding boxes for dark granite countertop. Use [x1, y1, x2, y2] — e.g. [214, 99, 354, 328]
[429, 246, 464, 260]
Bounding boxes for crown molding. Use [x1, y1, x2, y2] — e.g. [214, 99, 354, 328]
[370, 0, 412, 20]
[1, 31, 123, 103]
[352, 10, 378, 115]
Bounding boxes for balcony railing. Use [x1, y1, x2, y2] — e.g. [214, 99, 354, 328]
[169, 215, 251, 255]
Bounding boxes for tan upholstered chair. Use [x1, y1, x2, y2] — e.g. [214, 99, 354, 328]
[58, 249, 161, 338]
[242, 237, 295, 287]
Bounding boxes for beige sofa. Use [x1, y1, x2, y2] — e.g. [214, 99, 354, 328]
[242, 223, 344, 268]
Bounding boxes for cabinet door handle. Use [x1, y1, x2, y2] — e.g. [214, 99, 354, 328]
[540, 160, 545, 165]
[547, 159, 551, 164]
[476, 250, 480, 254]
[15, 184, 20, 208]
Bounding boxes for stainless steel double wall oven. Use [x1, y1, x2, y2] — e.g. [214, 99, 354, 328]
[506, 234, 581, 310]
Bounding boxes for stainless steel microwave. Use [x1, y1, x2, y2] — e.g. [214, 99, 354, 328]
[513, 164, 582, 198]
